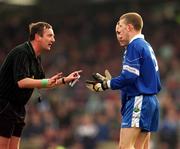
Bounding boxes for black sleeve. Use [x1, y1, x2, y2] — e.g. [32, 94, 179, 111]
[13, 51, 31, 83]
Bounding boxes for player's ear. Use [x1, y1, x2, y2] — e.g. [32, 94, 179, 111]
[127, 24, 133, 32]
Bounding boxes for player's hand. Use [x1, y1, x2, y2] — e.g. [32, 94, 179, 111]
[86, 69, 111, 92]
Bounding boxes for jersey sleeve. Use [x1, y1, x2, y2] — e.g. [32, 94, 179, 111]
[110, 45, 142, 90]
[13, 51, 31, 82]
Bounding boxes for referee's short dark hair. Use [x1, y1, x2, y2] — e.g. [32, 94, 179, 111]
[120, 12, 143, 31]
[29, 22, 52, 41]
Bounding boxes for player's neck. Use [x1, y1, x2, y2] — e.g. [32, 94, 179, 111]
[30, 41, 42, 57]
[129, 31, 141, 43]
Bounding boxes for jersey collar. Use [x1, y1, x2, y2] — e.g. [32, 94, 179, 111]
[129, 34, 144, 44]
[27, 41, 37, 59]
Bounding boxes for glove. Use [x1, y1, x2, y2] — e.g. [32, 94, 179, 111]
[86, 69, 112, 92]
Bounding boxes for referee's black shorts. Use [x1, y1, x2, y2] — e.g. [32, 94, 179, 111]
[0, 101, 25, 138]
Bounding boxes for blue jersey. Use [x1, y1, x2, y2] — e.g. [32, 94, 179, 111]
[110, 34, 161, 97]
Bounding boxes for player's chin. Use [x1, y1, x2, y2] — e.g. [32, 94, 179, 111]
[46, 46, 51, 51]
[119, 41, 127, 47]
[119, 42, 125, 46]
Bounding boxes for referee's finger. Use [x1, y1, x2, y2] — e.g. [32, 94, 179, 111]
[76, 70, 83, 74]
[53, 72, 63, 79]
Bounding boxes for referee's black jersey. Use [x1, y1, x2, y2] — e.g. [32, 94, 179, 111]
[0, 41, 45, 106]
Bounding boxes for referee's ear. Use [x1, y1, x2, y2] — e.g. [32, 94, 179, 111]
[35, 33, 42, 42]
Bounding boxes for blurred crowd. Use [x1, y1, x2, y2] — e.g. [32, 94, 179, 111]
[0, 1, 179, 149]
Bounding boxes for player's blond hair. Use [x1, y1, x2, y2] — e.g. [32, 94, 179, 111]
[120, 12, 143, 31]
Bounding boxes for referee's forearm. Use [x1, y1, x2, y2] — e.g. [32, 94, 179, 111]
[17, 78, 46, 89]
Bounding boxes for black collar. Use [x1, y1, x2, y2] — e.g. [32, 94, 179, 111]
[26, 41, 41, 60]
[27, 41, 36, 58]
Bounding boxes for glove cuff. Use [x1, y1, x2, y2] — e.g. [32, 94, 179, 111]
[102, 80, 108, 90]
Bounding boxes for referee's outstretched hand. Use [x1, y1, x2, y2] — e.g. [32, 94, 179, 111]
[48, 72, 63, 88]
[50, 70, 82, 87]
[64, 70, 82, 84]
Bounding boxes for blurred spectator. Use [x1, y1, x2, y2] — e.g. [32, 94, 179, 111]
[75, 114, 98, 149]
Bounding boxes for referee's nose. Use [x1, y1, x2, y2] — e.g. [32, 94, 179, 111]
[52, 36, 55, 43]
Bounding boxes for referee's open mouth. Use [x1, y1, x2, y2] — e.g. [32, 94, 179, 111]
[48, 43, 53, 47]
[46, 43, 53, 50]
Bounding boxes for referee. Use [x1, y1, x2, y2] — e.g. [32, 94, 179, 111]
[0, 22, 81, 149]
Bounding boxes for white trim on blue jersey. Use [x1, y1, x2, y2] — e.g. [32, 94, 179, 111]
[123, 65, 140, 76]
[129, 34, 144, 44]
